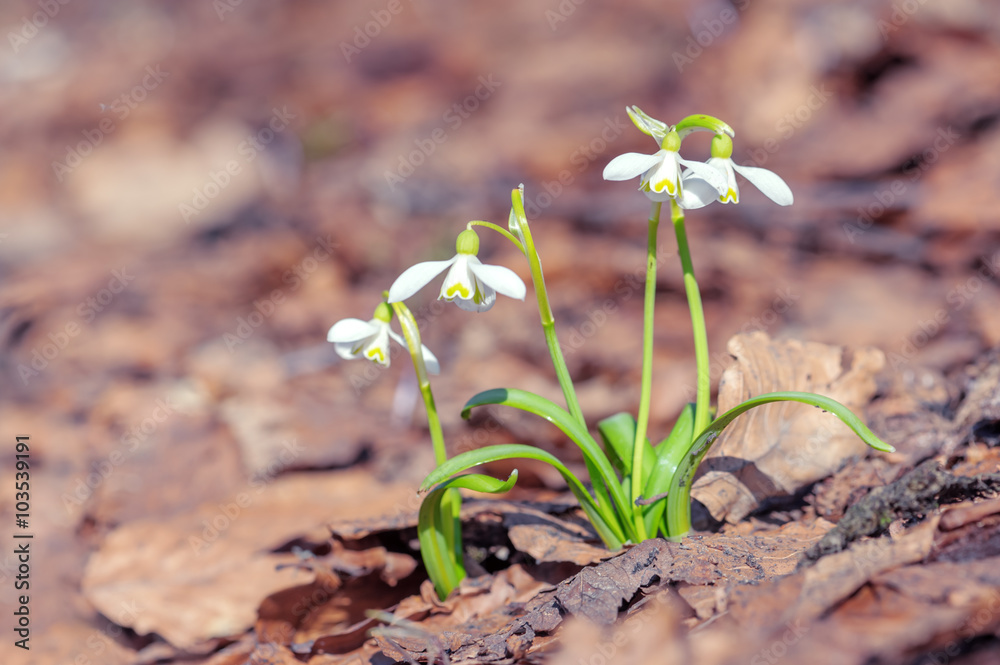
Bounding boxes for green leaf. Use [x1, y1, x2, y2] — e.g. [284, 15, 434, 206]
[640, 402, 696, 535]
[420, 442, 625, 548]
[597, 412, 655, 485]
[419, 472, 517, 600]
[664, 391, 895, 539]
[462, 388, 637, 542]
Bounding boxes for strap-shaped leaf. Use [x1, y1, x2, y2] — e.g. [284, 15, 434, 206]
[640, 402, 695, 535]
[597, 411, 655, 484]
[419, 472, 516, 599]
[664, 391, 895, 539]
[461, 388, 637, 542]
[420, 442, 625, 548]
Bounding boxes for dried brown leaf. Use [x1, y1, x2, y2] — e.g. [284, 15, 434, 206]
[81, 471, 415, 650]
[691, 331, 885, 524]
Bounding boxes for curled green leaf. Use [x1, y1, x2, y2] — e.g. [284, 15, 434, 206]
[663, 391, 894, 539]
[419, 471, 517, 600]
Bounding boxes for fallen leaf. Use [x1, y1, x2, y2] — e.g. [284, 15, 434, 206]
[81, 470, 415, 650]
[691, 331, 886, 524]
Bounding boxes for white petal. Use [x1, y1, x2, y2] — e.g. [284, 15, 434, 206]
[677, 178, 721, 209]
[467, 261, 526, 301]
[731, 163, 794, 206]
[454, 286, 495, 312]
[327, 318, 379, 343]
[679, 157, 728, 194]
[387, 258, 457, 303]
[387, 329, 440, 374]
[333, 341, 362, 360]
[603, 152, 663, 181]
[643, 188, 675, 203]
[440, 254, 477, 302]
[645, 151, 680, 195]
[359, 325, 392, 367]
[420, 345, 440, 374]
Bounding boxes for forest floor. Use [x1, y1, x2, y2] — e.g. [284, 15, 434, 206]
[2, 1, 1000, 664]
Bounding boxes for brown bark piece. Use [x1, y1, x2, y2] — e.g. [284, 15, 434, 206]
[800, 460, 1000, 566]
[691, 331, 886, 524]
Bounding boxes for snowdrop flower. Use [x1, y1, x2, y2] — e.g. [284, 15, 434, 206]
[603, 114, 728, 203]
[679, 133, 793, 209]
[388, 229, 526, 313]
[328, 302, 440, 373]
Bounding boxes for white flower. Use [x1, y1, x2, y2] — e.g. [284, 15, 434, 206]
[387, 229, 526, 313]
[678, 133, 793, 209]
[679, 157, 794, 209]
[327, 307, 440, 374]
[603, 131, 727, 203]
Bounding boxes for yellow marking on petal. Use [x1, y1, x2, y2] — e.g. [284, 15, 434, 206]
[366, 347, 385, 363]
[722, 188, 738, 203]
[446, 282, 471, 299]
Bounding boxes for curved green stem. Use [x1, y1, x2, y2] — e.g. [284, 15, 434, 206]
[672, 200, 711, 439]
[390, 301, 447, 465]
[663, 391, 895, 539]
[631, 200, 662, 540]
[467, 221, 525, 254]
[510, 189, 586, 428]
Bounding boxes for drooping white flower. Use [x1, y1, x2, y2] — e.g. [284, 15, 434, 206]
[678, 134, 793, 209]
[327, 302, 440, 373]
[603, 120, 728, 203]
[388, 229, 526, 313]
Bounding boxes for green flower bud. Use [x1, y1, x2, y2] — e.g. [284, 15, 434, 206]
[455, 228, 480, 255]
[660, 130, 681, 152]
[373, 301, 393, 323]
[710, 133, 734, 160]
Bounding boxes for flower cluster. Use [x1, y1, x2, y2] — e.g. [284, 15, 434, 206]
[603, 106, 793, 208]
[328, 228, 525, 374]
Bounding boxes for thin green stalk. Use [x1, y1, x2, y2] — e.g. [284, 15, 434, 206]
[671, 200, 711, 437]
[631, 201, 662, 540]
[467, 221, 525, 254]
[390, 301, 447, 465]
[510, 190, 585, 428]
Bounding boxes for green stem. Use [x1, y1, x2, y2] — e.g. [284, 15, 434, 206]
[390, 301, 447, 465]
[467, 221, 525, 254]
[631, 200, 662, 540]
[672, 200, 711, 438]
[510, 189, 586, 428]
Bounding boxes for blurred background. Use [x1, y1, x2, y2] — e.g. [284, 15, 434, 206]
[1, 0, 999, 662]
